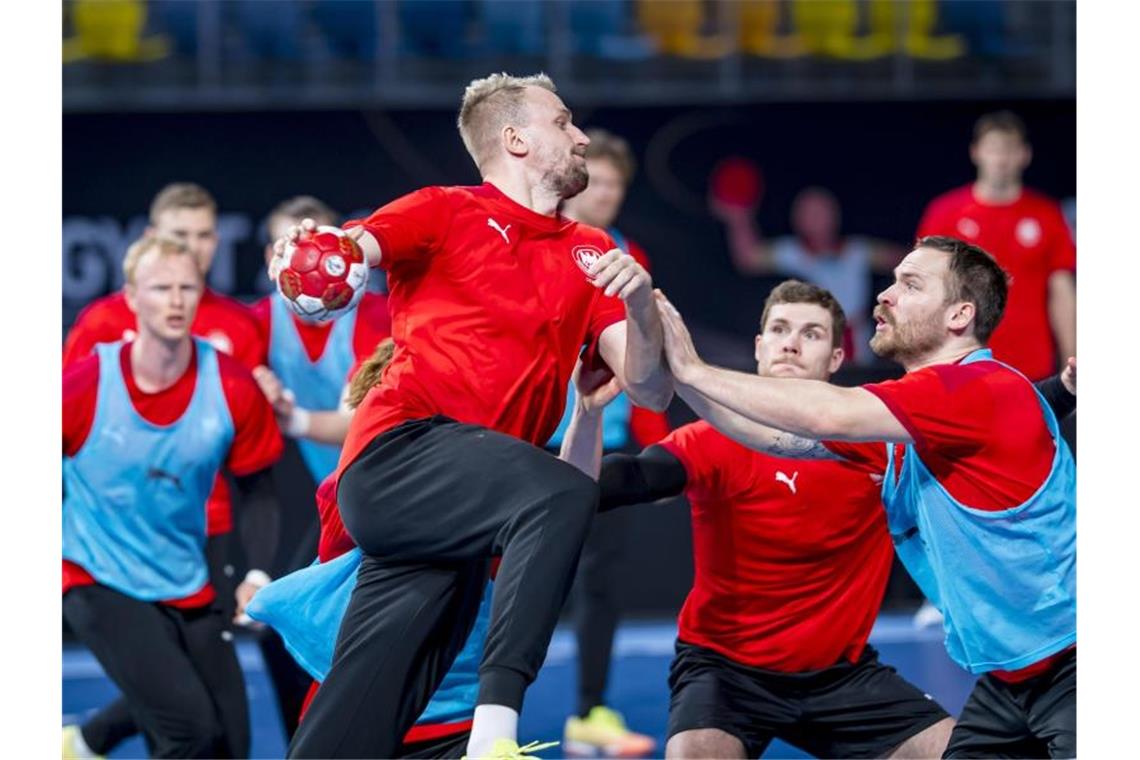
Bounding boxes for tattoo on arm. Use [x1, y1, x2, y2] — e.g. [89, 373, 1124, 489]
[769, 431, 840, 460]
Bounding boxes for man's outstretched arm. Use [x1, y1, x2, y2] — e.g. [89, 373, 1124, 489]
[654, 291, 909, 444]
[593, 250, 673, 411]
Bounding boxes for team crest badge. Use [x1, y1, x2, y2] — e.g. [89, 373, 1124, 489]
[956, 217, 980, 239]
[1016, 218, 1042, 247]
[572, 245, 604, 278]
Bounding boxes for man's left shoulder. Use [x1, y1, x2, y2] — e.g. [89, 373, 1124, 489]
[1020, 188, 1066, 216]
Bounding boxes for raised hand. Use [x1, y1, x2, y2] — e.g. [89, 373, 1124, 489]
[588, 249, 653, 309]
[267, 217, 318, 282]
[573, 359, 621, 415]
[654, 290, 704, 384]
[252, 365, 295, 421]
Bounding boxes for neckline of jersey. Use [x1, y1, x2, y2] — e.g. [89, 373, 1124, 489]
[476, 181, 576, 233]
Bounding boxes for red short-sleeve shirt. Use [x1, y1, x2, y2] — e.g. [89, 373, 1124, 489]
[824, 359, 1055, 511]
[917, 186, 1076, 379]
[62, 343, 283, 607]
[824, 358, 1065, 679]
[659, 421, 892, 672]
[338, 183, 627, 472]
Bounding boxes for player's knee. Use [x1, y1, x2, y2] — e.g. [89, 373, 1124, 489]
[550, 471, 600, 525]
[889, 717, 954, 758]
[666, 728, 746, 759]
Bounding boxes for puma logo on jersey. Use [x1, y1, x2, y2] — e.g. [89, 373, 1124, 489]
[147, 467, 184, 491]
[775, 470, 799, 494]
[487, 217, 511, 244]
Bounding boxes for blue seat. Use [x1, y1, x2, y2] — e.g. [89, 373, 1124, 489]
[148, 0, 201, 56]
[478, 0, 546, 56]
[230, 0, 305, 61]
[311, 0, 380, 60]
[399, 0, 471, 58]
[939, 0, 1008, 57]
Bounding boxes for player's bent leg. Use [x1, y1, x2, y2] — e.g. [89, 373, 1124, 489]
[1025, 650, 1076, 759]
[75, 698, 137, 757]
[888, 717, 956, 758]
[573, 510, 626, 716]
[942, 676, 1038, 758]
[63, 586, 225, 758]
[288, 558, 485, 759]
[665, 729, 747, 759]
[179, 604, 251, 759]
[478, 455, 599, 711]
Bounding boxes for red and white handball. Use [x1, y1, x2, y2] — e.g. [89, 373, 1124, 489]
[273, 226, 369, 322]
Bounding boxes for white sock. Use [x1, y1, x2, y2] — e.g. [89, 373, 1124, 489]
[466, 704, 519, 758]
[66, 726, 97, 759]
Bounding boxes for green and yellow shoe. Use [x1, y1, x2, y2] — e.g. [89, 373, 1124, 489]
[463, 738, 560, 760]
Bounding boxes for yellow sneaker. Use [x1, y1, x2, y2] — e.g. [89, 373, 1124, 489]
[463, 738, 560, 760]
[563, 706, 656, 758]
[62, 725, 104, 760]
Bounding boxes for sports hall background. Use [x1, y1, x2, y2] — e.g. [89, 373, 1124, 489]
[62, 1, 1076, 756]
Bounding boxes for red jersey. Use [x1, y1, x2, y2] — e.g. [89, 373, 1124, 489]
[62, 289, 269, 535]
[824, 358, 1054, 511]
[825, 356, 1064, 680]
[250, 291, 392, 365]
[658, 421, 893, 672]
[338, 183, 626, 472]
[62, 342, 283, 606]
[917, 186, 1076, 380]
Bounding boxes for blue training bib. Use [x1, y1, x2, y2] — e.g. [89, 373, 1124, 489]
[268, 293, 355, 481]
[63, 340, 234, 600]
[881, 348, 1076, 674]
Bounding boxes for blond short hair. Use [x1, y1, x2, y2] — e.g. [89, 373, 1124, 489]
[457, 72, 557, 170]
[149, 182, 217, 224]
[122, 235, 200, 286]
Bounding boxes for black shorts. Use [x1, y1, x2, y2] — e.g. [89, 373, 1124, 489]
[944, 647, 1075, 758]
[667, 640, 950, 759]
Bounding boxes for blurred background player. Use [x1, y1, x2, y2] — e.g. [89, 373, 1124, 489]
[550, 127, 663, 758]
[62, 236, 282, 759]
[282, 72, 672, 760]
[63, 182, 270, 614]
[61, 184, 277, 757]
[654, 237, 1077, 758]
[598, 280, 955, 759]
[247, 195, 391, 739]
[917, 111, 1076, 381]
[710, 176, 903, 365]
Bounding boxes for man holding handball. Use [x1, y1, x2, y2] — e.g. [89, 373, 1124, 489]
[269, 72, 672, 760]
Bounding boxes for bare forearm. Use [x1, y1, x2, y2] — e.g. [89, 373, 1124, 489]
[559, 404, 604, 478]
[1049, 272, 1076, 363]
[623, 304, 674, 411]
[679, 363, 904, 442]
[302, 410, 352, 446]
[674, 383, 836, 459]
